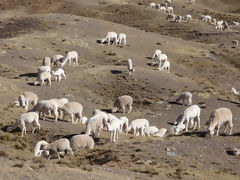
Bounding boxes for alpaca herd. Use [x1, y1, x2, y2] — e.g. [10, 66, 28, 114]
[8, 85, 238, 159]
[33, 51, 79, 86]
[150, 0, 239, 49]
[5, 0, 240, 160]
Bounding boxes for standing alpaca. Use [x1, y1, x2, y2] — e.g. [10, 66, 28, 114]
[112, 95, 133, 114]
[117, 33, 127, 46]
[127, 58, 135, 75]
[176, 92, 192, 106]
[205, 108, 233, 137]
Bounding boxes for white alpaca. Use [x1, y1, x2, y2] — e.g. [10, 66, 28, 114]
[112, 95, 133, 114]
[7, 112, 40, 137]
[101, 32, 118, 46]
[159, 6, 167, 12]
[59, 102, 83, 124]
[34, 140, 49, 157]
[127, 58, 135, 75]
[127, 119, 150, 136]
[31, 100, 59, 122]
[175, 105, 201, 133]
[61, 51, 78, 67]
[166, 7, 173, 14]
[40, 138, 73, 160]
[147, 126, 159, 136]
[51, 68, 66, 82]
[166, 13, 176, 21]
[159, 60, 170, 72]
[205, 108, 233, 137]
[152, 49, 162, 60]
[176, 92, 192, 106]
[106, 115, 121, 142]
[119, 116, 129, 133]
[152, 53, 168, 68]
[51, 54, 64, 67]
[33, 71, 51, 86]
[175, 15, 182, 23]
[185, 15, 192, 23]
[150, 3, 156, 9]
[14, 92, 38, 111]
[117, 33, 127, 46]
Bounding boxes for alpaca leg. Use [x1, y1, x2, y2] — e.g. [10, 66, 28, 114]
[110, 131, 113, 141]
[63, 72, 66, 79]
[122, 106, 125, 114]
[48, 78, 51, 86]
[113, 130, 116, 142]
[116, 130, 119, 141]
[223, 125, 228, 134]
[197, 115, 201, 130]
[229, 123, 233, 135]
[216, 125, 220, 136]
[21, 127, 25, 137]
[71, 114, 74, 124]
[54, 110, 58, 122]
[141, 127, 145, 136]
[76, 56, 78, 66]
[185, 119, 189, 132]
[24, 101, 29, 111]
[128, 105, 132, 113]
[57, 153, 61, 159]
[32, 127, 36, 134]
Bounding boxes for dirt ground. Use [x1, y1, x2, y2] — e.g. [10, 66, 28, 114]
[0, 0, 240, 179]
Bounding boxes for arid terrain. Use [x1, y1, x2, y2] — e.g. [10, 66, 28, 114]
[0, 0, 240, 179]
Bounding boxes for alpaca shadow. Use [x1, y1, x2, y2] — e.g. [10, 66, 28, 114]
[217, 98, 240, 106]
[96, 40, 102, 44]
[111, 70, 122, 74]
[146, 57, 152, 60]
[168, 101, 181, 105]
[147, 63, 153, 66]
[63, 134, 79, 139]
[1, 125, 21, 133]
[27, 82, 36, 86]
[231, 132, 240, 137]
[226, 150, 235, 156]
[182, 131, 207, 138]
[100, 109, 112, 113]
[40, 117, 68, 123]
[19, 73, 37, 78]
[167, 122, 175, 125]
